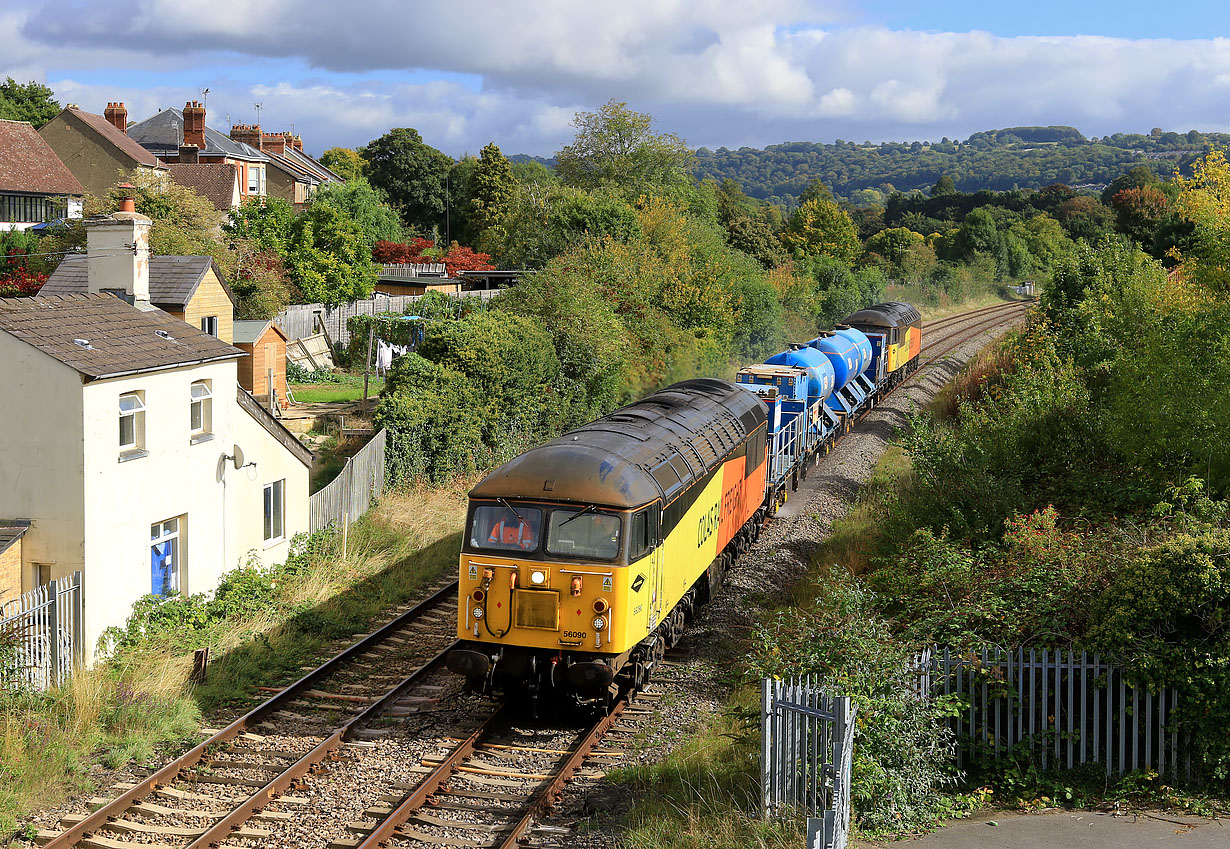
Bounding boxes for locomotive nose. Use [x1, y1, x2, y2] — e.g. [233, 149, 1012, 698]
[446, 649, 491, 678]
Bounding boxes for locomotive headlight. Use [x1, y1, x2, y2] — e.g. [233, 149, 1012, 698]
[530, 569, 547, 585]
[592, 616, 606, 631]
[472, 607, 484, 619]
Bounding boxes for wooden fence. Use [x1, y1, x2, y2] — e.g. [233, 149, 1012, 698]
[1, 572, 83, 690]
[275, 290, 500, 347]
[309, 429, 387, 533]
[916, 647, 1185, 777]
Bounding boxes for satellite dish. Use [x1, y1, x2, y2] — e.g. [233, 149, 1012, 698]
[231, 445, 245, 470]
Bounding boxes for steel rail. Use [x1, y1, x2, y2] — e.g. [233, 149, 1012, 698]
[44, 580, 460, 849]
[351, 705, 511, 848]
[920, 299, 1032, 333]
[494, 697, 632, 848]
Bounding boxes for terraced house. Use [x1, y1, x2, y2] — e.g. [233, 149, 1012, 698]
[0, 205, 310, 661]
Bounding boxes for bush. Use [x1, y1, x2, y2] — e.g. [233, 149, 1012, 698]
[748, 569, 959, 834]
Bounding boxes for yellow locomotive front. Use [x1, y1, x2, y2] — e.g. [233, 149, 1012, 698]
[446, 378, 768, 708]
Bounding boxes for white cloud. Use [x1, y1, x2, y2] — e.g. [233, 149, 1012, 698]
[4, 2, 1230, 155]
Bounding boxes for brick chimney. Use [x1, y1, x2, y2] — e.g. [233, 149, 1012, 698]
[178, 144, 200, 164]
[292, 135, 303, 152]
[261, 131, 287, 154]
[230, 123, 262, 150]
[182, 101, 206, 150]
[86, 183, 153, 310]
[104, 102, 128, 134]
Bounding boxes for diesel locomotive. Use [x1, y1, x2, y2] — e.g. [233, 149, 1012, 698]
[446, 302, 922, 707]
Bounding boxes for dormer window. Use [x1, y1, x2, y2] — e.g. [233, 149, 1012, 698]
[190, 380, 213, 440]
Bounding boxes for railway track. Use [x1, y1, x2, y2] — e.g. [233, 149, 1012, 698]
[34, 300, 1032, 849]
[333, 687, 659, 849]
[37, 579, 462, 849]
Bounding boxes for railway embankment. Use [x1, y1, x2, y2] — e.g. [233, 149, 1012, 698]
[584, 241, 1230, 846]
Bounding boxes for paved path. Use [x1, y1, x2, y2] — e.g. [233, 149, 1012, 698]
[858, 810, 1226, 848]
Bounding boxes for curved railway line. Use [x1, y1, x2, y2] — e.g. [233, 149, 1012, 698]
[35, 299, 1032, 849]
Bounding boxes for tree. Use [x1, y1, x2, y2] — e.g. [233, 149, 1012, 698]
[781, 195, 860, 264]
[0, 78, 59, 128]
[1101, 165, 1162, 205]
[0, 230, 47, 296]
[466, 143, 517, 245]
[1173, 148, 1230, 292]
[555, 100, 694, 192]
[284, 203, 377, 304]
[226, 197, 297, 255]
[1112, 185, 1169, 248]
[931, 175, 957, 197]
[360, 128, 453, 233]
[864, 227, 925, 266]
[484, 183, 641, 268]
[439, 243, 495, 276]
[313, 178, 404, 248]
[955, 208, 1000, 258]
[319, 147, 364, 181]
[222, 240, 295, 319]
[725, 216, 788, 269]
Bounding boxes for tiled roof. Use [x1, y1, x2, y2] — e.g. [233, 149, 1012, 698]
[166, 163, 239, 211]
[61, 107, 162, 168]
[0, 294, 243, 379]
[0, 119, 85, 195]
[265, 149, 322, 185]
[0, 520, 29, 557]
[41, 255, 235, 309]
[232, 319, 287, 345]
[128, 109, 270, 163]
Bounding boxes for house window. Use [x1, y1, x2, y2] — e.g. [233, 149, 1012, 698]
[263, 480, 285, 543]
[119, 392, 145, 453]
[200, 315, 218, 337]
[259, 167, 266, 195]
[151, 517, 182, 597]
[190, 380, 212, 437]
[248, 166, 262, 195]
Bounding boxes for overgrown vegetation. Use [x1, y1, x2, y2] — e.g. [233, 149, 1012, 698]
[0, 488, 467, 835]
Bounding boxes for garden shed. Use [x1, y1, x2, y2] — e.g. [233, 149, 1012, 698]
[233, 319, 289, 403]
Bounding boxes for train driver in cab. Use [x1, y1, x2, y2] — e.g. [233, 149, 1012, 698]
[487, 508, 538, 551]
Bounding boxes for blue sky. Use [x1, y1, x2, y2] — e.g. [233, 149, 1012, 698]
[4, 1, 1230, 158]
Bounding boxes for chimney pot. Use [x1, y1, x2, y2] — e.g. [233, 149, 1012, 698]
[104, 101, 128, 134]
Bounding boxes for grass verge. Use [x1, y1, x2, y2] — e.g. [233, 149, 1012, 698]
[291, 372, 385, 403]
[1, 485, 468, 838]
[607, 689, 802, 849]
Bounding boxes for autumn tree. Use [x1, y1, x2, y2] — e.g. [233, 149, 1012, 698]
[1173, 148, 1230, 292]
[1112, 185, 1169, 249]
[360, 127, 454, 233]
[466, 143, 517, 245]
[781, 192, 860, 264]
[0, 78, 59, 128]
[319, 147, 364, 181]
[555, 100, 694, 192]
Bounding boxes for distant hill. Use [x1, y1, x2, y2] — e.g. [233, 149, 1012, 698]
[511, 126, 1229, 207]
[692, 126, 1228, 206]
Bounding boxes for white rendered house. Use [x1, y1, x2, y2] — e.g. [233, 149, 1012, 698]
[0, 212, 310, 661]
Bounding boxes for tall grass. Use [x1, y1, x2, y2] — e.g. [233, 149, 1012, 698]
[610, 690, 803, 849]
[1, 484, 469, 835]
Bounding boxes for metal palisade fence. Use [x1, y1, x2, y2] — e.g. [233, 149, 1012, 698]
[761, 677, 856, 849]
[0, 571, 83, 690]
[309, 429, 388, 533]
[916, 647, 1186, 778]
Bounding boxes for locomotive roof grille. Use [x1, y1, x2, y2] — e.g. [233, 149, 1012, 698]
[469, 378, 767, 509]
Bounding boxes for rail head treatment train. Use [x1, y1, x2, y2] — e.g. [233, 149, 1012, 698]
[446, 302, 922, 708]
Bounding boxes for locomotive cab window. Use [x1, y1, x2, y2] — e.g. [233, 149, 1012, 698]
[471, 505, 541, 552]
[546, 508, 621, 561]
[628, 507, 659, 562]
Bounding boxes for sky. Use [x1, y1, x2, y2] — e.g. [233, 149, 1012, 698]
[4, 0, 1230, 159]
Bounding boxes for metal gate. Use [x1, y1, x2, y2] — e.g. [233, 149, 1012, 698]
[761, 677, 856, 849]
[0, 571, 83, 690]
